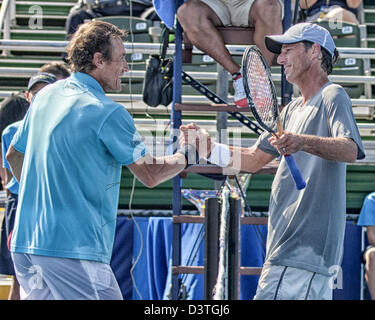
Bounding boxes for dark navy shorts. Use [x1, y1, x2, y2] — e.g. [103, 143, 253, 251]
[0, 193, 18, 275]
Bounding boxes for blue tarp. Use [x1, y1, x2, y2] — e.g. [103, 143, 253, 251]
[110, 216, 363, 300]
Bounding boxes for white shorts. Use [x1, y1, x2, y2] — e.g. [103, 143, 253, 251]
[12, 253, 123, 300]
[254, 264, 333, 300]
[200, 0, 284, 27]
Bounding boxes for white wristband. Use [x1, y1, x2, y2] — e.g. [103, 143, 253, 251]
[206, 142, 231, 168]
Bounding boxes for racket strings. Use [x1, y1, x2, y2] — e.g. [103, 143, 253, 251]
[245, 52, 275, 127]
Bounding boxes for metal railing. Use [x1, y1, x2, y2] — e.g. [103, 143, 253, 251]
[0, 66, 375, 84]
[1, 39, 375, 57]
[0, 39, 374, 119]
[0, 0, 15, 38]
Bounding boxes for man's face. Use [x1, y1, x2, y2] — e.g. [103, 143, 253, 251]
[25, 82, 49, 103]
[99, 36, 129, 92]
[277, 42, 312, 84]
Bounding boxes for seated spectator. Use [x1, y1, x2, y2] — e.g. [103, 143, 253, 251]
[0, 62, 70, 187]
[0, 92, 28, 300]
[299, 0, 362, 25]
[65, 0, 156, 40]
[0, 69, 70, 300]
[357, 192, 375, 300]
[176, 0, 283, 108]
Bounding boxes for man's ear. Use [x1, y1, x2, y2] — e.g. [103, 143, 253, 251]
[92, 52, 105, 69]
[311, 43, 322, 59]
[25, 90, 31, 103]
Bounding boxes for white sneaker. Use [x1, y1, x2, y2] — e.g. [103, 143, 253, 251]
[232, 73, 248, 108]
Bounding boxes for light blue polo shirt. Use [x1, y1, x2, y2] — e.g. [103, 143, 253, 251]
[358, 192, 375, 227]
[1, 121, 22, 194]
[10, 72, 148, 264]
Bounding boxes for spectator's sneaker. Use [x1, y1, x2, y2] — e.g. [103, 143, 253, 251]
[232, 72, 248, 108]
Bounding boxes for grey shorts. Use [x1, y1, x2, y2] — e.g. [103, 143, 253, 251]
[254, 264, 333, 300]
[200, 0, 284, 27]
[12, 253, 123, 300]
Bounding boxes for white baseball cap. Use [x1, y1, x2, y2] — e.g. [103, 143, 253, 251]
[265, 22, 336, 58]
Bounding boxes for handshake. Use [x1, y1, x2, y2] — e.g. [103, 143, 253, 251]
[177, 123, 231, 169]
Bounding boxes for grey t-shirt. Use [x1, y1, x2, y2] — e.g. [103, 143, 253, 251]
[255, 82, 365, 276]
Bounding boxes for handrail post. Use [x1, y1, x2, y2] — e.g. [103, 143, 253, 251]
[0, 0, 12, 56]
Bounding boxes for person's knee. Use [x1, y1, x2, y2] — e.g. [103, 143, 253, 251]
[177, 0, 210, 27]
[325, 7, 358, 24]
[177, 1, 197, 23]
[366, 248, 375, 267]
[66, 9, 93, 35]
[251, 0, 282, 23]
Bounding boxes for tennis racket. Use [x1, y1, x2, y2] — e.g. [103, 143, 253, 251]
[241, 45, 306, 190]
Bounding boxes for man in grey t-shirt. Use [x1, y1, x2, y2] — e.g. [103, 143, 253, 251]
[180, 22, 365, 299]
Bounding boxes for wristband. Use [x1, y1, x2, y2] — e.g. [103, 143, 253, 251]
[177, 144, 200, 169]
[206, 142, 231, 168]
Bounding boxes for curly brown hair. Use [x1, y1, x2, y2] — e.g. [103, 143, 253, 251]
[66, 20, 127, 73]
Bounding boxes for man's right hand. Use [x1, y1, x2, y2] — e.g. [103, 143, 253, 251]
[179, 123, 212, 159]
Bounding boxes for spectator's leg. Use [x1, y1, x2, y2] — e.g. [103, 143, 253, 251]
[365, 247, 375, 300]
[8, 276, 20, 300]
[65, 9, 97, 40]
[322, 7, 359, 25]
[250, 0, 282, 66]
[177, 0, 241, 75]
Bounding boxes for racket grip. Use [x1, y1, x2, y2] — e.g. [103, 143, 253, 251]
[284, 155, 306, 190]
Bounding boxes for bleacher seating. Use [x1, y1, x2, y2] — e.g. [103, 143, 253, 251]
[362, 0, 375, 97]
[315, 20, 366, 99]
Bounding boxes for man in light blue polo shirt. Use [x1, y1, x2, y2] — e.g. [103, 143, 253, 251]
[6, 20, 194, 300]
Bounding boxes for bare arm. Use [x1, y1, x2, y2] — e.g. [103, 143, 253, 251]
[127, 152, 186, 188]
[367, 226, 375, 246]
[5, 145, 24, 182]
[299, 136, 358, 162]
[270, 133, 358, 163]
[300, 0, 361, 9]
[299, 0, 318, 9]
[228, 144, 276, 173]
[0, 146, 5, 187]
[346, 0, 362, 9]
[179, 123, 275, 173]
[4, 168, 13, 197]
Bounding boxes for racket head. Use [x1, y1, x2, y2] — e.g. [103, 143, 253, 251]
[241, 45, 279, 133]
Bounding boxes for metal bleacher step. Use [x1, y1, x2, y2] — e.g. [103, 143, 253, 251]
[5, 27, 66, 41]
[16, 1, 76, 5]
[15, 0, 75, 14]
[14, 0, 76, 27]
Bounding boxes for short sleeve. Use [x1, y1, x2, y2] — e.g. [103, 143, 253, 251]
[357, 192, 375, 226]
[10, 111, 30, 154]
[99, 107, 148, 165]
[2, 123, 18, 169]
[254, 130, 279, 157]
[326, 88, 365, 160]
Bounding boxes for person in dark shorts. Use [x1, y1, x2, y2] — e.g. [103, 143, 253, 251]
[0, 92, 29, 300]
[1, 73, 57, 299]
